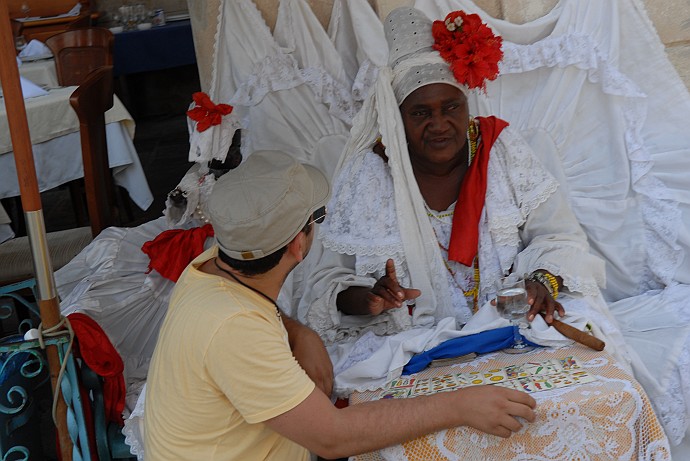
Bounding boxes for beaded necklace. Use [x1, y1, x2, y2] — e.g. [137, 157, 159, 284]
[213, 258, 282, 320]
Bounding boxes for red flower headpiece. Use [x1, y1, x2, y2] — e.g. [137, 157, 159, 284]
[431, 11, 503, 92]
[186, 92, 233, 132]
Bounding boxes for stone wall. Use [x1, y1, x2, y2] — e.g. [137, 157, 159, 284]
[187, 0, 690, 92]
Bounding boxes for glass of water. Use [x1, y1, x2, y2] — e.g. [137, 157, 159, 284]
[495, 274, 535, 353]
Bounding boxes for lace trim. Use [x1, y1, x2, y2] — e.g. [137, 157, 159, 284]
[501, 32, 682, 289]
[122, 384, 146, 460]
[230, 52, 362, 127]
[351, 59, 379, 103]
[230, 53, 305, 106]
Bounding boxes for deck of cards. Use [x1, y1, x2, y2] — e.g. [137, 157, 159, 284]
[377, 356, 595, 399]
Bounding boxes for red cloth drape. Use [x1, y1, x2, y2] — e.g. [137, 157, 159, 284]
[448, 116, 509, 265]
[142, 223, 215, 282]
[68, 312, 126, 425]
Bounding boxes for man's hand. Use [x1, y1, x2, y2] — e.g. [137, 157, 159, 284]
[282, 316, 334, 396]
[455, 385, 537, 438]
[367, 259, 421, 315]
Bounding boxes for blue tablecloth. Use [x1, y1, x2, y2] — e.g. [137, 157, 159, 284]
[113, 20, 196, 76]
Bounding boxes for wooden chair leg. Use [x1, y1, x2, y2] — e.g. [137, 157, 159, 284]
[68, 179, 88, 227]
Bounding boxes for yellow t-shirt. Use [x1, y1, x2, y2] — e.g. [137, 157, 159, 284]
[145, 247, 315, 460]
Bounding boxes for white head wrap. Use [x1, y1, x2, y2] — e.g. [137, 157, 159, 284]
[385, 7, 466, 104]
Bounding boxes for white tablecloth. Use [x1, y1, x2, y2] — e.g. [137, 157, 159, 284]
[0, 87, 152, 211]
[17, 58, 59, 89]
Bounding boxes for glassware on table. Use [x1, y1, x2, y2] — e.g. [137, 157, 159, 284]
[20, 2, 30, 18]
[495, 274, 535, 354]
[14, 36, 27, 53]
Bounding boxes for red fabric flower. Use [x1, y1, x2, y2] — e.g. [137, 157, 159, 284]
[432, 11, 503, 92]
[186, 92, 233, 132]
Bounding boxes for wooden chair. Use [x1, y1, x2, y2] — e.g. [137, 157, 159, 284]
[67, 14, 93, 30]
[45, 27, 113, 86]
[69, 65, 118, 237]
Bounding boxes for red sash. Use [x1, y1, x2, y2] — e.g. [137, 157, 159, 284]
[142, 223, 215, 282]
[447, 116, 509, 265]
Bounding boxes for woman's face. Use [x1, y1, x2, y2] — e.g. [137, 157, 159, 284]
[400, 83, 469, 169]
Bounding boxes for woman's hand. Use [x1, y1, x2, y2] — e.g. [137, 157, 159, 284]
[525, 277, 564, 324]
[367, 259, 421, 315]
[337, 259, 421, 316]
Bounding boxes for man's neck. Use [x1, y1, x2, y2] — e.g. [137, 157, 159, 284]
[203, 256, 288, 303]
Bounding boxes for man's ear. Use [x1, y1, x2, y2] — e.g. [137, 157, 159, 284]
[287, 231, 307, 263]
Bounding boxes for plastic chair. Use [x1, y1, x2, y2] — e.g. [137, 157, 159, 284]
[69, 65, 118, 237]
[45, 28, 113, 87]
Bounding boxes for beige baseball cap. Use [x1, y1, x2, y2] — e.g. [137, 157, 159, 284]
[208, 150, 330, 260]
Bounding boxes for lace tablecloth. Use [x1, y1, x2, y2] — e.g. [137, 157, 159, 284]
[349, 345, 670, 461]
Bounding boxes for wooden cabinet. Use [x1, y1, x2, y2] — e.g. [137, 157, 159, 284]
[9, 0, 93, 42]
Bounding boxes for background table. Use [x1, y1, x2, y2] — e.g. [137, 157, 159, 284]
[350, 345, 671, 461]
[0, 80, 153, 242]
[113, 19, 196, 77]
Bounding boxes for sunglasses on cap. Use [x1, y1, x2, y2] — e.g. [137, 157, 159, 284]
[306, 206, 327, 227]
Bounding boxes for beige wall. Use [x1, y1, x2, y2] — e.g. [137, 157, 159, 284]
[187, 0, 690, 92]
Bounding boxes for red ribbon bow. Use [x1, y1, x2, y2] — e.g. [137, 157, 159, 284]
[186, 92, 233, 132]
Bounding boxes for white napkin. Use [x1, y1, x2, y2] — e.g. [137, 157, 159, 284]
[19, 76, 48, 99]
[18, 39, 52, 59]
[6, 57, 48, 99]
[66, 3, 82, 16]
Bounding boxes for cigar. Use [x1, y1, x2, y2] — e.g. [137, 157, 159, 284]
[544, 316, 606, 351]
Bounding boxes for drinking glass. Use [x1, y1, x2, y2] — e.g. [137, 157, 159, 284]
[20, 2, 30, 18]
[14, 36, 27, 53]
[495, 274, 535, 354]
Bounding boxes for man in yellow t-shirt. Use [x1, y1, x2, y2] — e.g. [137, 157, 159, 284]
[145, 149, 538, 461]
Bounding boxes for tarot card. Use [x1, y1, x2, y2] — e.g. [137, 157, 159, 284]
[493, 379, 520, 390]
[430, 374, 459, 393]
[483, 368, 508, 384]
[522, 361, 553, 376]
[465, 371, 486, 386]
[379, 387, 412, 399]
[516, 377, 537, 393]
[412, 378, 432, 396]
[570, 370, 596, 385]
[504, 364, 528, 379]
[531, 376, 557, 391]
[558, 356, 581, 371]
[389, 377, 417, 389]
[548, 372, 578, 388]
[453, 373, 470, 387]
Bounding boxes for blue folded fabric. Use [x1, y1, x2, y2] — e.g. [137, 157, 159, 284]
[403, 326, 539, 374]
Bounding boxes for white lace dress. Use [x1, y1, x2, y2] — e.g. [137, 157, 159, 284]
[417, 0, 690, 445]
